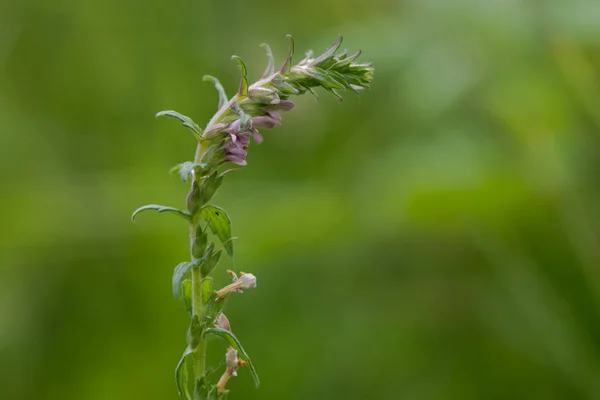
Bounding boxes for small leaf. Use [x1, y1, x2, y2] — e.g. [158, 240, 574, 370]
[198, 170, 223, 206]
[173, 260, 201, 299]
[332, 49, 362, 70]
[279, 34, 295, 74]
[201, 278, 212, 305]
[201, 248, 222, 276]
[206, 291, 227, 318]
[205, 328, 260, 387]
[131, 205, 191, 222]
[175, 347, 194, 400]
[200, 205, 233, 257]
[192, 226, 208, 260]
[311, 36, 343, 67]
[194, 378, 217, 400]
[260, 43, 275, 78]
[310, 68, 345, 90]
[231, 56, 248, 98]
[203, 75, 229, 110]
[156, 110, 202, 139]
[181, 279, 193, 315]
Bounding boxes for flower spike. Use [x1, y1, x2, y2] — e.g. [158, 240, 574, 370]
[139, 35, 372, 399]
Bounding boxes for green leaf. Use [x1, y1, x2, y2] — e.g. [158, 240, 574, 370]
[194, 378, 217, 400]
[206, 292, 227, 318]
[192, 226, 208, 260]
[198, 170, 223, 206]
[203, 75, 228, 110]
[309, 68, 345, 90]
[156, 110, 202, 139]
[200, 205, 233, 257]
[181, 279, 193, 315]
[231, 56, 248, 98]
[201, 278, 212, 305]
[175, 347, 194, 400]
[205, 328, 260, 388]
[131, 204, 191, 222]
[201, 248, 222, 276]
[173, 260, 201, 299]
[312, 36, 343, 67]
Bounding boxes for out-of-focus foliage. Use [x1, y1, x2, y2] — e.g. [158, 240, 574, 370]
[2, 0, 600, 399]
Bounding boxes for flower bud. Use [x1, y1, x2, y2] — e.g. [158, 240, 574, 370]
[215, 313, 231, 332]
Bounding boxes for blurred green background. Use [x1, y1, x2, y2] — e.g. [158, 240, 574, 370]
[2, 0, 600, 399]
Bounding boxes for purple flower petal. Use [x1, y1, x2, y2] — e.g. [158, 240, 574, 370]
[268, 100, 295, 112]
[251, 129, 263, 144]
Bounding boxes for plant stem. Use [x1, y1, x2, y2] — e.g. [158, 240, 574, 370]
[191, 139, 210, 380]
[191, 265, 205, 378]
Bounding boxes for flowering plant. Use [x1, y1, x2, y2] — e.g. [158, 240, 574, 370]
[132, 35, 373, 399]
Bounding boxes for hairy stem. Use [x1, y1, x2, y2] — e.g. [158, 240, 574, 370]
[191, 139, 210, 380]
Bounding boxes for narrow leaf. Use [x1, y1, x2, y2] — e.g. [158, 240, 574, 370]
[198, 170, 223, 206]
[311, 36, 343, 67]
[131, 204, 191, 222]
[201, 249, 222, 276]
[181, 279, 193, 315]
[156, 110, 202, 139]
[332, 49, 362, 69]
[231, 56, 248, 98]
[175, 347, 194, 400]
[279, 34, 295, 74]
[200, 205, 233, 257]
[310, 68, 345, 90]
[206, 328, 260, 388]
[201, 278, 212, 305]
[260, 43, 275, 78]
[203, 75, 228, 110]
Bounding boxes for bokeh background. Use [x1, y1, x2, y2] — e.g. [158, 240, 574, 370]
[2, 0, 600, 399]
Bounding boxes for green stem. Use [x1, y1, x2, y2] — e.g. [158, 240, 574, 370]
[191, 139, 210, 381]
[191, 264, 205, 378]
